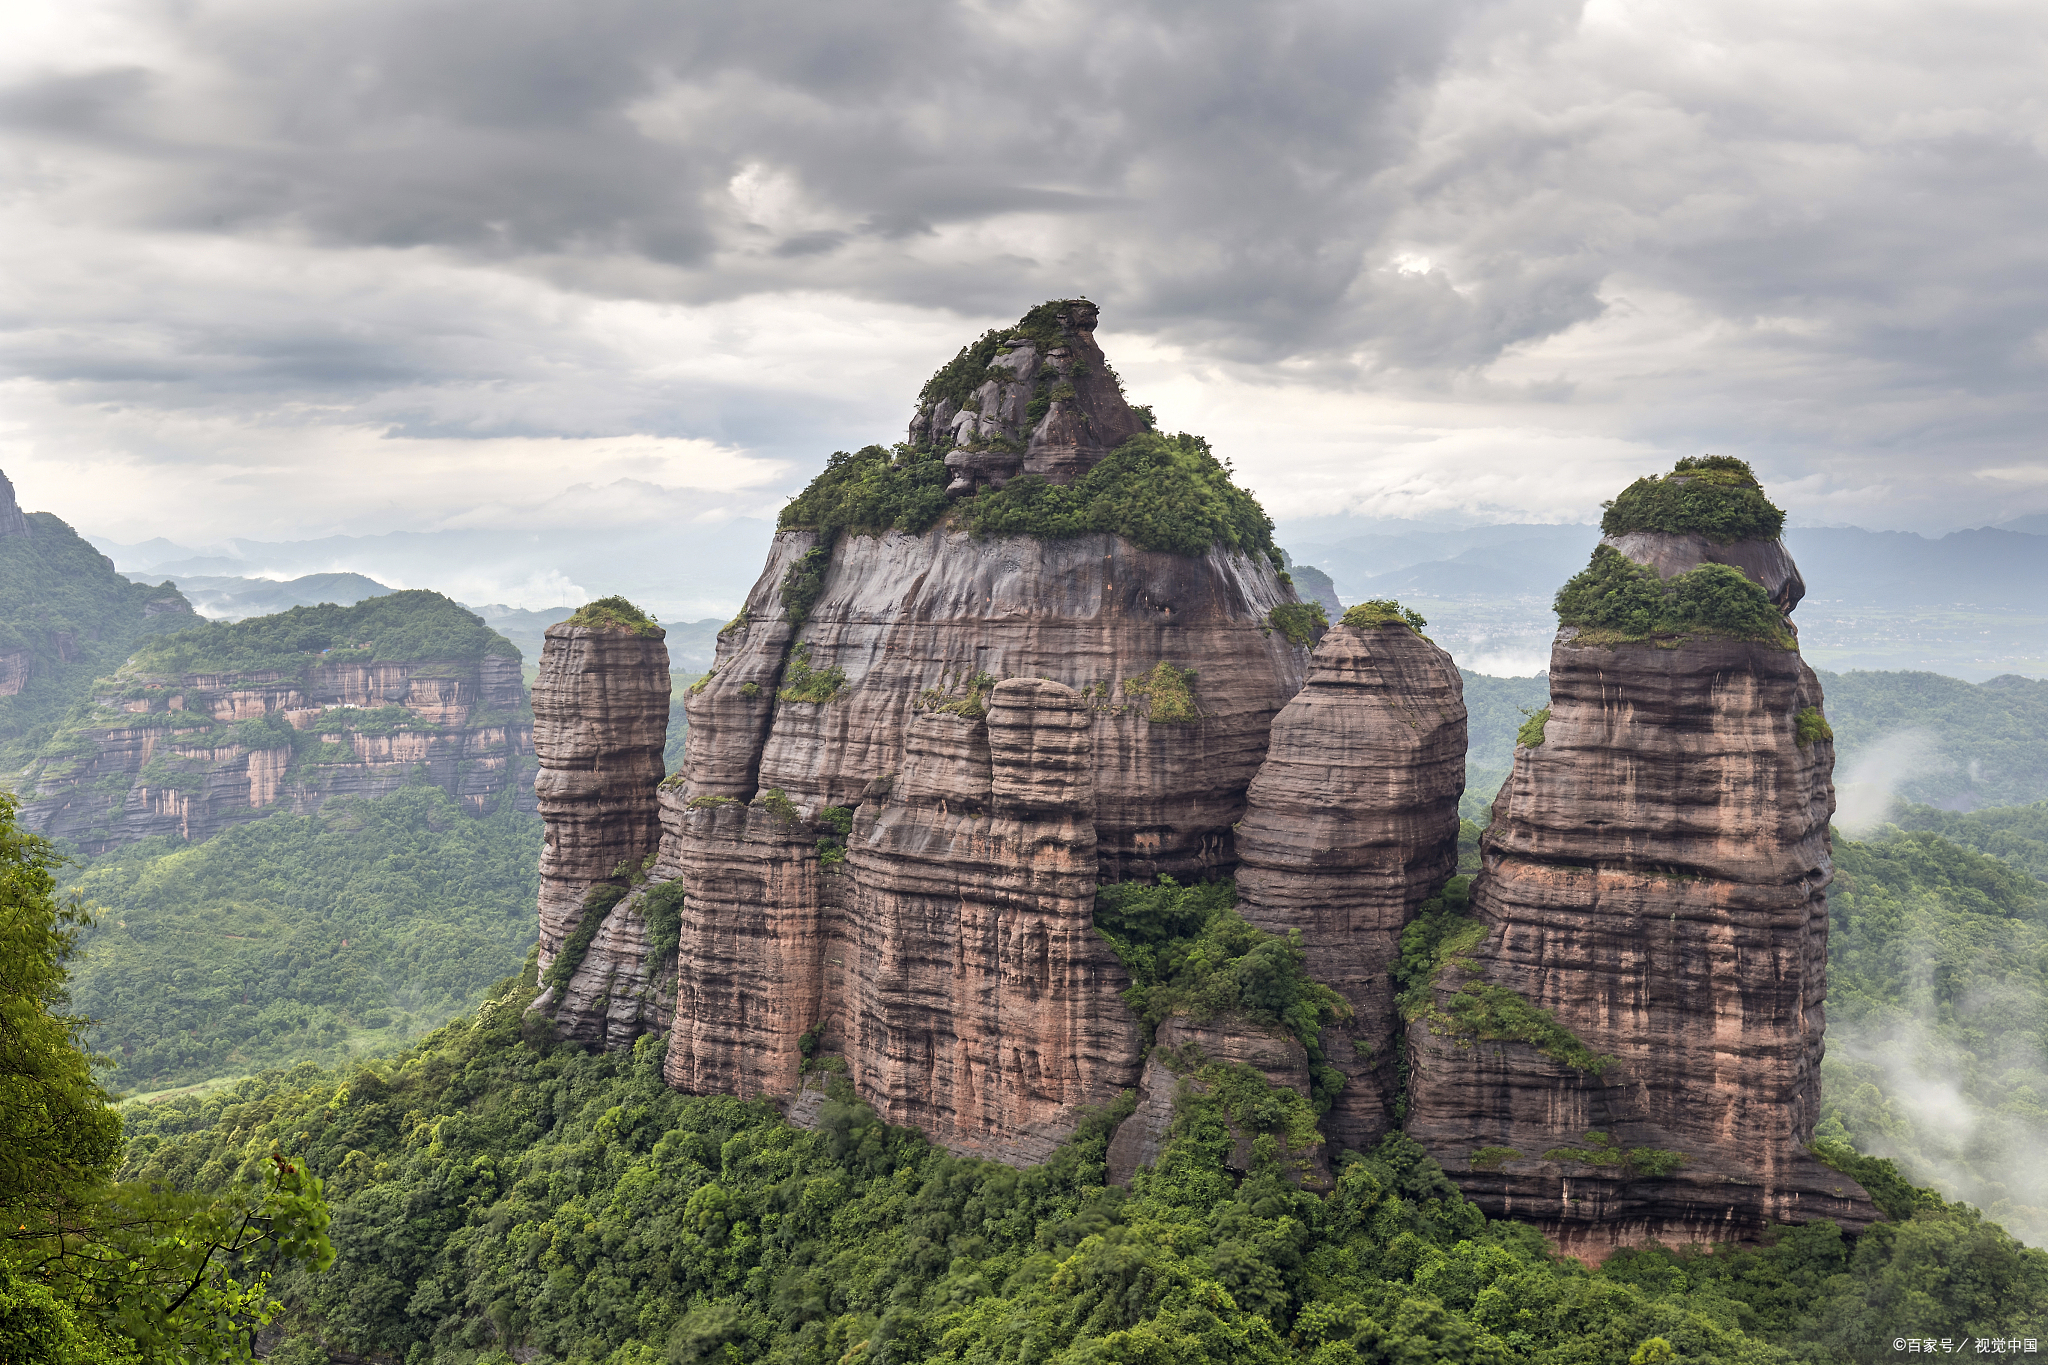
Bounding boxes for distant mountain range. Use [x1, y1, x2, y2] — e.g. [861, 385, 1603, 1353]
[1275, 517, 2048, 681]
[88, 513, 2048, 682]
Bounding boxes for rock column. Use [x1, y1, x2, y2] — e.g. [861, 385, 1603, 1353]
[1233, 621, 1467, 1153]
[531, 621, 670, 974]
[1403, 614, 1877, 1257]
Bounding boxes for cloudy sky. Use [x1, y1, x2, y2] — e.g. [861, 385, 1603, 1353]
[3, 0, 2046, 568]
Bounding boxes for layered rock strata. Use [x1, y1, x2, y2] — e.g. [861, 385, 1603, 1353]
[670, 679, 1145, 1161]
[667, 526, 1313, 1158]
[25, 653, 534, 852]
[1233, 621, 1467, 1154]
[1404, 532, 1876, 1257]
[530, 621, 671, 984]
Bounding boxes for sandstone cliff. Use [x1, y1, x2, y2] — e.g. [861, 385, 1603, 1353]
[653, 302, 1323, 1161]
[1234, 618, 1466, 1154]
[21, 590, 534, 852]
[528, 607, 672, 1043]
[1403, 463, 1876, 1257]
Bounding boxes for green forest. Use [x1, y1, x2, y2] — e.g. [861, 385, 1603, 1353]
[0, 512, 195, 772]
[66, 785, 541, 1094]
[122, 590, 522, 680]
[113, 931, 2047, 1365]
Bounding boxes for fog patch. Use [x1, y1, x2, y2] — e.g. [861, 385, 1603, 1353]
[1460, 647, 1550, 677]
[1833, 729, 1943, 835]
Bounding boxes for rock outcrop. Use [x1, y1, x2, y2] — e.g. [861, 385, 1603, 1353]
[1403, 512, 1877, 1258]
[905, 300, 1143, 496]
[1233, 620, 1467, 1154]
[666, 527, 1312, 1158]
[530, 619, 671, 983]
[0, 469, 28, 538]
[24, 651, 535, 852]
[1107, 1014, 1332, 1190]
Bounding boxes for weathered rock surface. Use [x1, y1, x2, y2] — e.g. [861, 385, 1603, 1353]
[1107, 1014, 1332, 1190]
[531, 622, 670, 988]
[683, 528, 1309, 881]
[543, 884, 678, 1049]
[1404, 602, 1877, 1255]
[1234, 621, 1466, 1154]
[906, 301, 1143, 496]
[669, 678, 1149, 1162]
[1602, 529, 1805, 613]
[24, 654, 535, 853]
[0, 468, 28, 538]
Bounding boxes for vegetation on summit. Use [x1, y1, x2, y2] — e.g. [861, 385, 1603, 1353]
[1599, 456, 1787, 544]
[563, 597, 662, 637]
[778, 432, 1285, 567]
[1554, 545, 1794, 647]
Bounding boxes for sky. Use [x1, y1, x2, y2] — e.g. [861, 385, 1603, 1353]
[3, 0, 2046, 589]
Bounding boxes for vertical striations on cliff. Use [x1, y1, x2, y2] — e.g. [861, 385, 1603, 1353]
[1402, 457, 1877, 1257]
[1234, 607, 1466, 1154]
[530, 598, 671, 1039]
[660, 301, 1324, 1162]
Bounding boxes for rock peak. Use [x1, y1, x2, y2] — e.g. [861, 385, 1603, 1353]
[906, 298, 1145, 496]
[0, 468, 30, 538]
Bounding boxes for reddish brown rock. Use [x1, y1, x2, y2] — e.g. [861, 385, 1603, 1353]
[25, 653, 533, 853]
[667, 679, 1148, 1162]
[681, 528, 1308, 882]
[531, 622, 670, 985]
[1233, 621, 1467, 1154]
[1403, 619, 1877, 1258]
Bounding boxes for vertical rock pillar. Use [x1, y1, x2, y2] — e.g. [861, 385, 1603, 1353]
[1233, 619, 1467, 1153]
[531, 617, 670, 974]
[1402, 518, 1878, 1258]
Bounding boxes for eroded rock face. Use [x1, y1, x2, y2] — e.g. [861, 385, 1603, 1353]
[666, 528, 1314, 1159]
[1601, 529, 1805, 613]
[544, 884, 677, 1049]
[1403, 619, 1877, 1258]
[531, 623, 670, 985]
[24, 654, 535, 853]
[906, 301, 1144, 496]
[1234, 622, 1466, 1154]
[684, 528, 1308, 880]
[669, 678, 1146, 1162]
